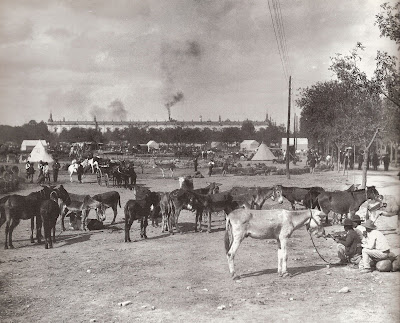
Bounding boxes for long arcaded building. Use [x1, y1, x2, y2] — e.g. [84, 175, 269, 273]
[46, 113, 275, 134]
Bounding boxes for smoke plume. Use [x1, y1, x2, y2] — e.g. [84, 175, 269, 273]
[89, 99, 128, 120]
[165, 91, 184, 120]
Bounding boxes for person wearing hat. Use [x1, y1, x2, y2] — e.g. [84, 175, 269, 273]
[352, 215, 366, 243]
[360, 219, 391, 273]
[335, 218, 362, 266]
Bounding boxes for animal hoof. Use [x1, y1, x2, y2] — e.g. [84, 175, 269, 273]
[45, 245, 49, 249]
[232, 274, 240, 280]
[111, 221, 115, 225]
[9, 245, 14, 249]
[281, 272, 290, 278]
[4, 246, 8, 250]
[207, 230, 211, 233]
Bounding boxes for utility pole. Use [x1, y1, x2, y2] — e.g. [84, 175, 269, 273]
[286, 76, 291, 179]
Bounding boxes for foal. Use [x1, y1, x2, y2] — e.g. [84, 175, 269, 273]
[225, 208, 326, 279]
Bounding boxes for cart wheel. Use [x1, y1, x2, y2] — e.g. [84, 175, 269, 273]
[97, 170, 102, 185]
[104, 174, 109, 187]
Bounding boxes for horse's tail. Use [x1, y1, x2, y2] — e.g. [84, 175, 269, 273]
[118, 195, 121, 208]
[224, 217, 233, 254]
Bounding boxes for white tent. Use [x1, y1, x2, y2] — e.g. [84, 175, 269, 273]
[147, 140, 160, 150]
[252, 143, 275, 161]
[240, 140, 259, 151]
[28, 140, 54, 163]
[21, 140, 48, 152]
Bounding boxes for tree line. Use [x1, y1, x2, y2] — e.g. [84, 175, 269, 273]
[0, 119, 287, 153]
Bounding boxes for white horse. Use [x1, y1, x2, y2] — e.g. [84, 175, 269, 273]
[88, 158, 99, 173]
[225, 208, 326, 279]
[68, 163, 79, 182]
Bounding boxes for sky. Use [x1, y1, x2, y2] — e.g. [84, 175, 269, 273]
[0, 0, 397, 128]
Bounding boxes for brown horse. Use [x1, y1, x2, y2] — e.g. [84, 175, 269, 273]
[1, 185, 71, 249]
[225, 208, 326, 279]
[317, 186, 381, 223]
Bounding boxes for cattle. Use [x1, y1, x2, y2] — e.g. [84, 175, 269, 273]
[273, 185, 325, 210]
[225, 208, 326, 279]
[92, 191, 121, 224]
[317, 186, 381, 224]
[124, 190, 160, 242]
[60, 193, 104, 231]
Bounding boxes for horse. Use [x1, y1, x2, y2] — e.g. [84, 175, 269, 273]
[68, 163, 79, 182]
[39, 191, 60, 249]
[124, 190, 160, 242]
[152, 159, 176, 178]
[317, 186, 381, 224]
[1, 185, 71, 249]
[272, 185, 325, 210]
[224, 208, 326, 280]
[88, 157, 99, 173]
[60, 193, 105, 231]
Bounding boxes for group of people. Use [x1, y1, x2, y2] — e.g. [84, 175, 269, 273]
[334, 215, 392, 273]
[25, 159, 61, 184]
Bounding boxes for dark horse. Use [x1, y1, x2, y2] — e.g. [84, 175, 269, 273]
[317, 186, 381, 223]
[1, 185, 71, 249]
[124, 190, 160, 242]
[40, 189, 69, 249]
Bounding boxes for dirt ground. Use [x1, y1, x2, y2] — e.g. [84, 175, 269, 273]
[1, 164, 399, 323]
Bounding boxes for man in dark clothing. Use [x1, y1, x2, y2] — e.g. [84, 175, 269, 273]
[372, 153, 379, 170]
[358, 153, 363, 170]
[52, 159, 60, 182]
[335, 218, 362, 267]
[77, 162, 84, 183]
[382, 154, 390, 171]
[193, 156, 198, 172]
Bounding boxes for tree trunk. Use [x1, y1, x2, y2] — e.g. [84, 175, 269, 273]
[361, 128, 381, 189]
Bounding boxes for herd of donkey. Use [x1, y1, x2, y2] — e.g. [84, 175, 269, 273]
[0, 171, 398, 278]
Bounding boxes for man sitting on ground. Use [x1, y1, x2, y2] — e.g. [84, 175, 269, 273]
[335, 219, 362, 267]
[360, 219, 391, 273]
[352, 215, 366, 243]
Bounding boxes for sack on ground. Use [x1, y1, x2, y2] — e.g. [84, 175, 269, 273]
[87, 219, 105, 231]
[376, 259, 392, 272]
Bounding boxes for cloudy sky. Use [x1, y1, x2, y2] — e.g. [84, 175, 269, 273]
[0, 0, 397, 127]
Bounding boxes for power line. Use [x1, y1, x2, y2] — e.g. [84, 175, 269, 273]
[267, 0, 291, 80]
[268, 0, 288, 80]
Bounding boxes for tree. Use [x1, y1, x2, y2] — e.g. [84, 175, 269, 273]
[375, 2, 400, 47]
[241, 120, 255, 139]
[297, 80, 382, 172]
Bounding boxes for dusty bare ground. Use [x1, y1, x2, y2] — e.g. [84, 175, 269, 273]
[1, 165, 399, 323]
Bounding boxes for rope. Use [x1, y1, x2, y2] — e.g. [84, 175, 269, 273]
[307, 228, 337, 265]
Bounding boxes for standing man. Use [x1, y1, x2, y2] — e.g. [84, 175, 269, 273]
[193, 156, 198, 172]
[309, 155, 316, 174]
[382, 154, 390, 171]
[38, 160, 44, 179]
[358, 153, 363, 170]
[372, 153, 379, 170]
[360, 220, 391, 273]
[77, 162, 84, 183]
[52, 159, 60, 182]
[222, 159, 229, 176]
[208, 159, 215, 177]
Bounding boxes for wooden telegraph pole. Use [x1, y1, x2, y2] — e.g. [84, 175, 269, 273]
[286, 76, 291, 179]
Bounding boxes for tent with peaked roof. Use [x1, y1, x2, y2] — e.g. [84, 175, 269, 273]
[251, 143, 275, 161]
[147, 140, 160, 151]
[240, 140, 259, 151]
[28, 140, 54, 163]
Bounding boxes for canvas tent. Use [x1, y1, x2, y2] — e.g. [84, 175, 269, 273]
[147, 140, 160, 151]
[240, 140, 259, 152]
[28, 140, 53, 163]
[21, 140, 48, 152]
[251, 143, 275, 161]
[210, 141, 222, 149]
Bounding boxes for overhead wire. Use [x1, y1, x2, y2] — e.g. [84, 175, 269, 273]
[267, 0, 288, 81]
[267, 0, 291, 81]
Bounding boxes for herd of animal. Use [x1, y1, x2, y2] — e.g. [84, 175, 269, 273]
[0, 176, 397, 278]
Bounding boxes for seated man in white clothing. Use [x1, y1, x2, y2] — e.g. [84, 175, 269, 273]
[360, 220, 391, 273]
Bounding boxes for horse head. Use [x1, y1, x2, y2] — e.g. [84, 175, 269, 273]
[54, 184, 71, 205]
[366, 186, 380, 201]
[272, 185, 284, 204]
[253, 187, 274, 210]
